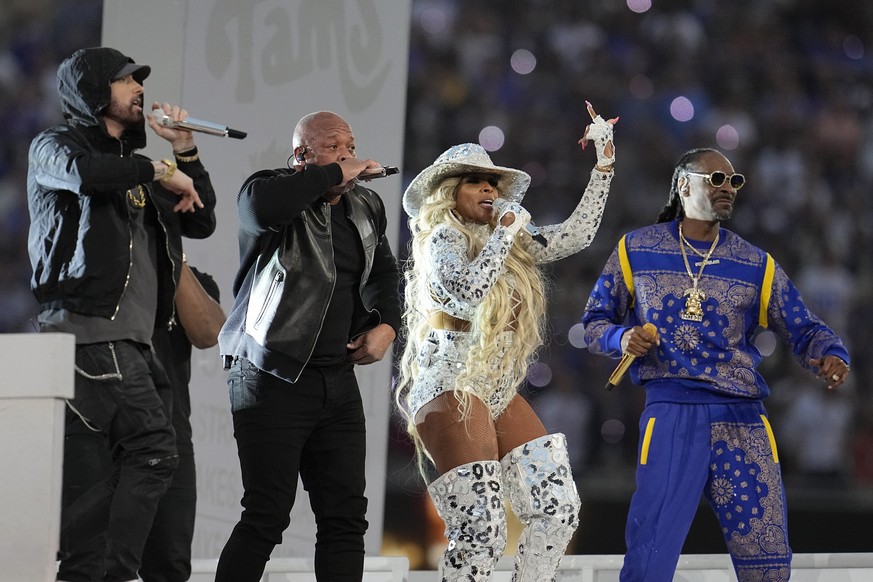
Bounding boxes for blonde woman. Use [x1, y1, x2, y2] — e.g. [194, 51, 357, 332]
[397, 102, 617, 581]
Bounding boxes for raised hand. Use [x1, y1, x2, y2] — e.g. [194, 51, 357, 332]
[579, 100, 618, 170]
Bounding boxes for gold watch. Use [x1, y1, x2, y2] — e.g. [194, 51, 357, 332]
[159, 159, 177, 182]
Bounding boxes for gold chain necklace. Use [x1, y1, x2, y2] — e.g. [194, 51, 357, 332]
[127, 184, 147, 208]
[681, 228, 721, 266]
[678, 222, 718, 321]
[682, 235, 707, 258]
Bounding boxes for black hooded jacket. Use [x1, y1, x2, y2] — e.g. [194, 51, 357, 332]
[27, 47, 217, 326]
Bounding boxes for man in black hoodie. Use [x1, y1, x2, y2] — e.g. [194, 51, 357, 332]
[27, 46, 217, 582]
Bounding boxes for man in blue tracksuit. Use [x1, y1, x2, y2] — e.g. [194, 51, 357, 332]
[581, 148, 850, 582]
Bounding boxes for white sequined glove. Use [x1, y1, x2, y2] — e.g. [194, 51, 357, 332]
[585, 115, 615, 167]
[492, 198, 531, 237]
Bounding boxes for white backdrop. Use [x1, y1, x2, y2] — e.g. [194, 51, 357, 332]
[102, 0, 410, 559]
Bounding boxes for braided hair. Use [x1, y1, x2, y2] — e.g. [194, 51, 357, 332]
[656, 147, 720, 223]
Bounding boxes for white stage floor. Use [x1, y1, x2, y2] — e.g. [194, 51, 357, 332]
[189, 552, 873, 581]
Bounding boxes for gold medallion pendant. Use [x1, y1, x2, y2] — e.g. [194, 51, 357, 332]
[680, 287, 706, 322]
[678, 222, 718, 322]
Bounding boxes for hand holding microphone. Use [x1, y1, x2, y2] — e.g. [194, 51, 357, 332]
[357, 166, 399, 181]
[151, 107, 247, 139]
[492, 198, 548, 246]
[605, 322, 659, 390]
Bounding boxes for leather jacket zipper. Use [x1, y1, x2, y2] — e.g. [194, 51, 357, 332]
[152, 197, 179, 330]
[254, 271, 284, 329]
[110, 224, 135, 320]
[110, 140, 133, 321]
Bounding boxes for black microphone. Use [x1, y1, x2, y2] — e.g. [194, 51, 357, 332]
[357, 166, 399, 181]
[152, 110, 247, 139]
[492, 198, 547, 246]
[605, 323, 658, 390]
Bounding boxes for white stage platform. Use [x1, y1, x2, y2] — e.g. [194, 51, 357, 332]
[190, 553, 873, 581]
[190, 557, 409, 581]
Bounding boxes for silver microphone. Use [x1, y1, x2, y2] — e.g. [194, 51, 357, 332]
[152, 110, 247, 139]
[492, 198, 548, 246]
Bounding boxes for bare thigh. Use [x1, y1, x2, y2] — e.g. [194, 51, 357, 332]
[415, 391, 499, 476]
[495, 394, 547, 458]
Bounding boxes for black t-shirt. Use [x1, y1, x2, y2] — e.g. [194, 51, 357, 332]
[38, 192, 158, 345]
[309, 197, 366, 366]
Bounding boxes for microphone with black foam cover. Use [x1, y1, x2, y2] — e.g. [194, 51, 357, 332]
[605, 322, 658, 390]
[152, 109, 247, 139]
[492, 198, 548, 246]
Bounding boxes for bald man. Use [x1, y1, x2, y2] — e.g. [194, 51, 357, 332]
[216, 111, 401, 582]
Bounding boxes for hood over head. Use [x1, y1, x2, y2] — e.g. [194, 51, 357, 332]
[56, 47, 151, 149]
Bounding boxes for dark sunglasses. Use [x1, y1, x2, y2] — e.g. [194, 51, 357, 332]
[686, 171, 745, 190]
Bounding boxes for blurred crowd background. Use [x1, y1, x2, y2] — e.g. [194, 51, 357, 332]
[2, 0, 872, 569]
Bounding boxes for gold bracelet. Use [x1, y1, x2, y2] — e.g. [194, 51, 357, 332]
[159, 159, 177, 182]
[174, 151, 199, 162]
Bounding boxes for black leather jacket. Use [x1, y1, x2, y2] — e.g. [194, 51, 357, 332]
[27, 47, 216, 327]
[218, 165, 401, 382]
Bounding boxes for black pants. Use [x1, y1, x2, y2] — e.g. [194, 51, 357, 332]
[139, 449, 197, 582]
[58, 341, 177, 582]
[57, 450, 195, 582]
[215, 358, 368, 582]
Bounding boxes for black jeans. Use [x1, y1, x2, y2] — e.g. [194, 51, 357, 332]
[58, 451, 194, 582]
[57, 340, 178, 582]
[215, 358, 368, 582]
[139, 449, 196, 582]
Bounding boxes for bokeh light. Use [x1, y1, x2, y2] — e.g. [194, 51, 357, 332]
[715, 124, 740, 150]
[478, 126, 506, 151]
[626, 0, 652, 14]
[754, 329, 778, 357]
[670, 96, 695, 122]
[510, 49, 537, 75]
[843, 35, 864, 59]
[568, 323, 588, 348]
[629, 73, 654, 100]
[527, 361, 553, 387]
[601, 419, 626, 443]
[418, 7, 448, 35]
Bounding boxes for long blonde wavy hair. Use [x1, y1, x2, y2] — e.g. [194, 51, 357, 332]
[395, 175, 547, 465]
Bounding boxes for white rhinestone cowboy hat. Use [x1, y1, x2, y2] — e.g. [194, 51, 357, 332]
[402, 143, 531, 217]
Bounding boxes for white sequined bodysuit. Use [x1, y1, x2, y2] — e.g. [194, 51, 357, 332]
[409, 168, 614, 420]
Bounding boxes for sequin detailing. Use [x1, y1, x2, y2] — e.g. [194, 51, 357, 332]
[428, 223, 515, 322]
[501, 434, 581, 582]
[409, 330, 514, 421]
[428, 460, 507, 581]
[528, 169, 612, 265]
[410, 168, 612, 419]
